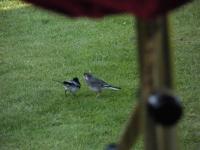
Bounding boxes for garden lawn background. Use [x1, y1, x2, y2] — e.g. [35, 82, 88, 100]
[0, 0, 199, 150]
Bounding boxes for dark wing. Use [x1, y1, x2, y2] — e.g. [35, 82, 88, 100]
[71, 80, 81, 88]
[63, 80, 74, 86]
[63, 80, 80, 88]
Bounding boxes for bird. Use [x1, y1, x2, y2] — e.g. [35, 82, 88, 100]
[83, 72, 121, 97]
[53, 77, 81, 96]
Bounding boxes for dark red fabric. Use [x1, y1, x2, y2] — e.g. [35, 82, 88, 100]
[24, 0, 189, 20]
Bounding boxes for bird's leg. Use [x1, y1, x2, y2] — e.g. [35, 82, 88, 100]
[65, 90, 67, 96]
[71, 92, 76, 97]
[96, 91, 101, 98]
[96, 93, 100, 98]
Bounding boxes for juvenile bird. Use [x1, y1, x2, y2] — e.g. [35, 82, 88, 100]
[53, 77, 81, 96]
[83, 73, 121, 96]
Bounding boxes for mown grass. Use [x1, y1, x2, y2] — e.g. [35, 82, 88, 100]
[0, 0, 199, 150]
[171, 1, 200, 149]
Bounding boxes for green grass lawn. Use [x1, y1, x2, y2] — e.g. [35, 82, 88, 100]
[0, 0, 199, 150]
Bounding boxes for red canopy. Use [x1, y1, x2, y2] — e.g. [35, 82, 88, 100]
[24, 0, 189, 20]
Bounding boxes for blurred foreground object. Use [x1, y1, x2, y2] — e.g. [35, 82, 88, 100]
[23, 0, 189, 20]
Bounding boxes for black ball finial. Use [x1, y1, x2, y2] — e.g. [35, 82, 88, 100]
[147, 92, 183, 126]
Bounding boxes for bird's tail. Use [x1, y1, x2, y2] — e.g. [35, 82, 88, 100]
[104, 85, 121, 90]
[52, 79, 63, 84]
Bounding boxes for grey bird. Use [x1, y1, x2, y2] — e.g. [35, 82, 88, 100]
[83, 73, 121, 96]
[53, 77, 81, 96]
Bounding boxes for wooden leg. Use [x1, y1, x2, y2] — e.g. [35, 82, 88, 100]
[110, 15, 182, 150]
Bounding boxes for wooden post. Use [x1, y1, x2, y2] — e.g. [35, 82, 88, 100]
[137, 15, 178, 150]
[107, 15, 182, 150]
